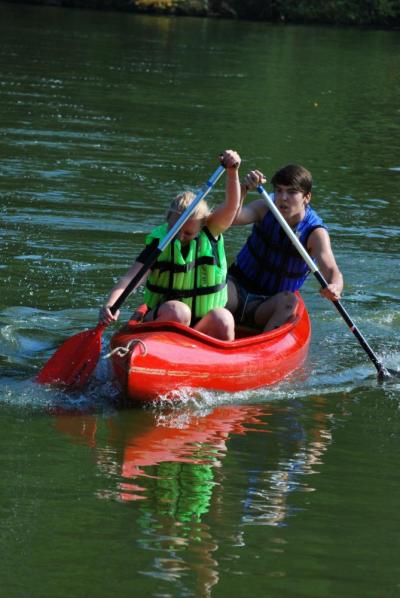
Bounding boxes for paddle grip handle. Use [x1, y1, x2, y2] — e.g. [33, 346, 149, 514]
[219, 153, 240, 170]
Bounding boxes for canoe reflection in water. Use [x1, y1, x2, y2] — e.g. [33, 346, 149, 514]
[54, 399, 334, 594]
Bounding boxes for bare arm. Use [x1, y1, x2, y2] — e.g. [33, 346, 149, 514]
[233, 197, 268, 225]
[99, 261, 149, 325]
[207, 149, 241, 238]
[232, 169, 268, 225]
[308, 228, 343, 301]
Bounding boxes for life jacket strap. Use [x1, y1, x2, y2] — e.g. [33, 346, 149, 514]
[146, 281, 226, 300]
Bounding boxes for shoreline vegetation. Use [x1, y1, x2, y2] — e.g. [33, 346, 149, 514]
[3, 0, 400, 28]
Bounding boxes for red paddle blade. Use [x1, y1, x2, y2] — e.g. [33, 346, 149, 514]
[36, 324, 105, 389]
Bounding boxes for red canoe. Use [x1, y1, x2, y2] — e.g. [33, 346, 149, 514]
[109, 294, 311, 404]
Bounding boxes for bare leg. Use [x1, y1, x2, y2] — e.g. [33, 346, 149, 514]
[226, 278, 239, 315]
[194, 307, 235, 341]
[253, 291, 298, 331]
[145, 300, 191, 326]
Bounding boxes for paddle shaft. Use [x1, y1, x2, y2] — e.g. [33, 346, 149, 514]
[110, 164, 226, 315]
[257, 184, 390, 379]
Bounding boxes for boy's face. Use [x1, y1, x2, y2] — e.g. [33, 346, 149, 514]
[274, 184, 311, 224]
[169, 216, 202, 245]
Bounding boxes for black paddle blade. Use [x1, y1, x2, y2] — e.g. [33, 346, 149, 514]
[377, 366, 400, 382]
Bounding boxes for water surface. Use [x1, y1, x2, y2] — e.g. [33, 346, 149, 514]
[1, 3, 400, 596]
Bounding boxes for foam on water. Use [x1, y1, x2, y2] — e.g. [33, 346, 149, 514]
[1, 302, 400, 414]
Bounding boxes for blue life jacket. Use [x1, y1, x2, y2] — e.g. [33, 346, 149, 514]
[234, 203, 326, 295]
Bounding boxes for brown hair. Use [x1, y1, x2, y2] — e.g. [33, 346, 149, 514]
[271, 165, 312, 195]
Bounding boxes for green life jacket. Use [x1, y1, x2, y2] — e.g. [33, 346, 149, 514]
[144, 223, 227, 320]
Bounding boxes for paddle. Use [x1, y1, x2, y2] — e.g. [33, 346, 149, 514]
[257, 184, 398, 381]
[36, 163, 226, 389]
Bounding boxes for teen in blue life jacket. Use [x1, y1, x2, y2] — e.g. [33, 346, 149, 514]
[227, 164, 343, 331]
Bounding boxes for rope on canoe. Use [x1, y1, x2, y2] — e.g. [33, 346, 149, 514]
[103, 338, 147, 359]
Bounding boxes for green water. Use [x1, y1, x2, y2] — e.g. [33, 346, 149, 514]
[1, 2, 400, 596]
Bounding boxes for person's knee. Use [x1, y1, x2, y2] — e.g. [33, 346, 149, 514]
[281, 291, 298, 314]
[272, 291, 298, 320]
[261, 292, 299, 331]
[208, 308, 235, 341]
[158, 301, 191, 325]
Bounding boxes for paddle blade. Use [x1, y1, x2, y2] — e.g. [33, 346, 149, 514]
[378, 366, 400, 382]
[36, 324, 105, 389]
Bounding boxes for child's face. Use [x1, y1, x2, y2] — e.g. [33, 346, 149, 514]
[274, 184, 311, 224]
[169, 216, 202, 245]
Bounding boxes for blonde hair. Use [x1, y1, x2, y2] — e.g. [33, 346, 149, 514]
[167, 191, 211, 223]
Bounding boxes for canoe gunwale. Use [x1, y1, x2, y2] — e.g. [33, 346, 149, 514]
[115, 299, 307, 352]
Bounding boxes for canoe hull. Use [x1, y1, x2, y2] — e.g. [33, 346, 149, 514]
[110, 295, 311, 404]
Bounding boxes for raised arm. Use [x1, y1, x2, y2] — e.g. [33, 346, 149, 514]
[232, 169, 268, 225]
[207, 149, 241, 238]
[308, 227, 343, 301]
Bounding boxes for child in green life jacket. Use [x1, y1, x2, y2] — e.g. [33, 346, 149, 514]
[99, 149, 241, 341]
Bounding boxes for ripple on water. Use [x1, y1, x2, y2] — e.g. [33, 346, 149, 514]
[1, 295, 400, 414]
